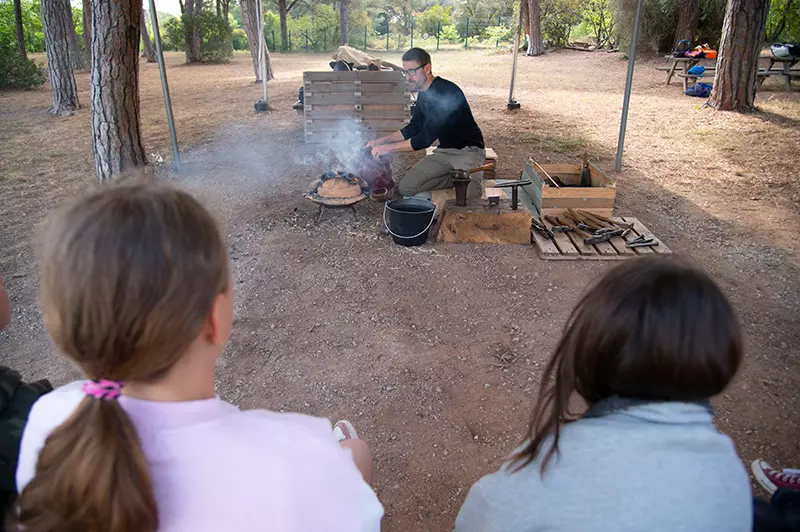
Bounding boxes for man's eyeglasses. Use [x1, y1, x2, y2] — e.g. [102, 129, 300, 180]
[402, 63, 429, 77]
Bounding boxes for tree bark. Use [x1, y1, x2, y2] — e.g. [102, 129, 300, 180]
[140, 7, 156, 62]
[521, 0, 530, 50]
[278, 0, 289, 50]
[91, 0, 147, 181]
[526, 0, 544, 55]
[14, 0, 27, 59]
[41, 0, 80, 115]
[708, 0, 770, 111]
[240, 0, 274, 81]
[65, 6, 88, 71]
[673, 0, 700, 49]
[340, 0, 349, 45]
[81, 0, 91, 56]
[183, 0, 201, 62]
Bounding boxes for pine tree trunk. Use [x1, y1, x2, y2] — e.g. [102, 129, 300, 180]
[41, 0, 80, 115]
[91, 0, 147, 181]
[67, 10, 88, 70]
[278, 0, 289, 50]
[140, 7, 156, 62]
[241, 0, 274, 81]
[708, 0, 769, 111]
[521, 0, 530, 51]
[526, 0, 544, 55]
[183, 0, 201, 62]
[340, 0, 349, 45]
[81, 0, 91, 56]
[14, 0, 27, 60]
[673, 0, 700, 49]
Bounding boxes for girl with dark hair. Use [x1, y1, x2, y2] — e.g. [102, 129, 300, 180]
[8, 183, 383, 532]
[456, 257, 751, 532]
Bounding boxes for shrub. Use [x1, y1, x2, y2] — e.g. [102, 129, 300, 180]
[232, 27, 248, 50]
[541, 0, 583, 47]
[183, 11, 233, 63]
[440, 24, 461, 43]
[162, 16, 185, 51]
[0, 44, 46, 89]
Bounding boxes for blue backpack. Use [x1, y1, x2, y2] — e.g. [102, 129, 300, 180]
[687, 65, 706, 76]
[685, 83, 713, 97]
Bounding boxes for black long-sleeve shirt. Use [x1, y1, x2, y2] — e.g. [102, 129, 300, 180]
[400, 77, 485, 151]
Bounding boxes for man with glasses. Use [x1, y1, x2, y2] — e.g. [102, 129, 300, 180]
[367, 48, 486, 199]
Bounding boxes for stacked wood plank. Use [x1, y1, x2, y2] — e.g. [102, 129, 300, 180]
[303, 71, 411, 144]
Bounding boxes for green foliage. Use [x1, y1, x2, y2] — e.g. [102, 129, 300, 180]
[0, 43, 46, 88]
[583, 0, 615, 47]
[0, 0, 45, 53]
[72, 7, 84, 48]
[766, 0, 800, 42]
[183, 11, 233, 62]
[417, 5, 452, 35]
[541, 0, 582, 47]
[481, 24, 512, 44]
[162, 16, 186, 51]
[440, 23, 461, 43]
[232, 27, 248, 49]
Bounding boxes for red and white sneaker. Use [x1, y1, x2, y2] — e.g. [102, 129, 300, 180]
[751, 460, 800, 494]
[332, 420, 359, 442]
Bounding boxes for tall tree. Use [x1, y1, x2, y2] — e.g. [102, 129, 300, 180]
[41, 0, 80, 115]
[91, 0, 147, 180]
[67, 10, 87, 70]
[276, 0, 302, 51]
[673, 0, 700, 49]
[215, 0, 230, 19]
[81, 0, 91, 57]
[526, 0, 544, 55]
[241, 0, 274, 81]
[140, 8, 156, 62]
[13, 0, 27, 59]
[181, 0, 202, 62]
[340, 0, 349, 45]
[708, 0, 770, 111]
[521, 0, 530, 50]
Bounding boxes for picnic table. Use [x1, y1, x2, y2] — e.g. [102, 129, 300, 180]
[758, 56, 799, 91]
[658, 57, 717, 91]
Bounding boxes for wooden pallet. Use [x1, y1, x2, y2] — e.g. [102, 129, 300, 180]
[303, 71, 411, 144]
[532, 217, 672, 260]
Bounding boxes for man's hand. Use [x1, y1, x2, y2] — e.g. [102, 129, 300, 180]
[371, 144, 393, 158]
[366, 138, 386, 149]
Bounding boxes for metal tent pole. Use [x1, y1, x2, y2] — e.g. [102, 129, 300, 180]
[615, 0, 644, 171]
[257, 0, 268, 106]
[148, 0, 181, 171]
[506, 0, 523, 109]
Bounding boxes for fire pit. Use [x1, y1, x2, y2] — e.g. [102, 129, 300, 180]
[305, 171, 370, 223]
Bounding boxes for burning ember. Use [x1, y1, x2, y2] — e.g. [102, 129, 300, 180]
[305, 149, 395, 206]
[305, 171, 370, 207]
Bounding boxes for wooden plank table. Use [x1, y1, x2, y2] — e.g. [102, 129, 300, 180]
[662, 57, 717, 91]
[759, 57, 799, 92]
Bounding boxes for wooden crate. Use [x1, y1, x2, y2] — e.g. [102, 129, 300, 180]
[522, 159, 616, 217]
[303, 71, 412, 144]
[532, 217, 672, 260]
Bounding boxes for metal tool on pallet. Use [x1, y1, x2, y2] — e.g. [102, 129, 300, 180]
[532, 216, 554, 240]
[626, 234, 659, 248]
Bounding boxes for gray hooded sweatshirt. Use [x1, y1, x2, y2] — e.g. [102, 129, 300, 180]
[455, 398, 752, 532]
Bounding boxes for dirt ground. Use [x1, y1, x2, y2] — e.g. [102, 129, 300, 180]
[1, 50, 799, 530]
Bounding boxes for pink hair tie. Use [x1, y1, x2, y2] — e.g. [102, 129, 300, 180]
[82, 379, 125, 400]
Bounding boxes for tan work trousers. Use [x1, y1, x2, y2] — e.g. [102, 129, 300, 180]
[397, 146, 487, 199]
